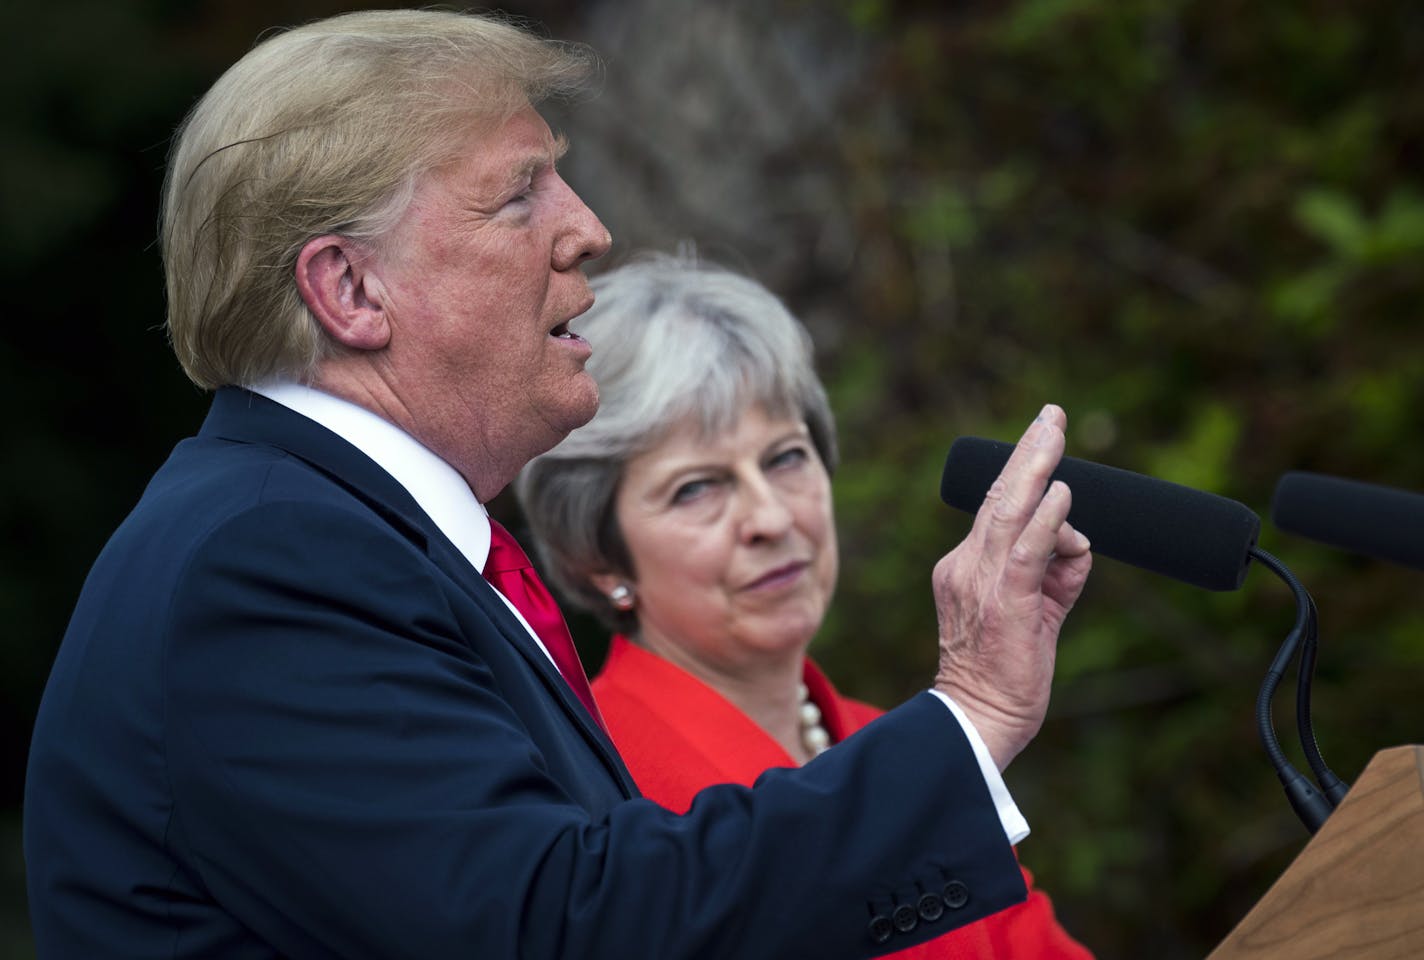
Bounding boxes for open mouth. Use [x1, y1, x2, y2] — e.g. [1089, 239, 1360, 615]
[551, 295, 595, 343]
[547, 320, 591, 355]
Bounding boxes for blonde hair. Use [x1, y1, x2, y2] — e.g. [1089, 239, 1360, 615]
[161, 9, 597, 388]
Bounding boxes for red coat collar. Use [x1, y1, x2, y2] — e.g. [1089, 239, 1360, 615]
[590, 636, 882, 813]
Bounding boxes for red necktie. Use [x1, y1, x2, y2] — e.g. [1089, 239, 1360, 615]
[483, 519, 607, 734]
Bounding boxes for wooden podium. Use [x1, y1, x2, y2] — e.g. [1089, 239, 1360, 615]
[1209, 745, 1424, 959]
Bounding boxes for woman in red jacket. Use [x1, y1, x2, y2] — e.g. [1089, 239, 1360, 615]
[517, 253, 1092, 959]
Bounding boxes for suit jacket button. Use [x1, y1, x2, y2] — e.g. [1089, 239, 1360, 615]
[918, 891, 945, 922]
[868, 914, 894, 944]
[892, 903, 918, 933]
[942, 879, 970, 909]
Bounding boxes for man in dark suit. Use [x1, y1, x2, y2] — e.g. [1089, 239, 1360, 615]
[24, 10, 1092, 959]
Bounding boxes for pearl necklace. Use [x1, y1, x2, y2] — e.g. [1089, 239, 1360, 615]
[797, 681, 832, 757]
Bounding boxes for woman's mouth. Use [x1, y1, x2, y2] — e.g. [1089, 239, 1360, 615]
[744, 561, 808, 592]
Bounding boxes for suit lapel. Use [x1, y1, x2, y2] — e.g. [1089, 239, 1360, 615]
[420, 526, 635, 793]
[200, 387, 636, 795]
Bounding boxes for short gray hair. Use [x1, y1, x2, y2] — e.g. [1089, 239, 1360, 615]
[515, 252, 837, 630]
[162, 9, 597, 389]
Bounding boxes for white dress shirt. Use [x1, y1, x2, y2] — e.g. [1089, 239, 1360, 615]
[249, 380, 1028, 844]
[251, 380, 556, 668]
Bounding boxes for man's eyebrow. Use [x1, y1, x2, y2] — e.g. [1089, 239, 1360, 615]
[504, 134, 571, 188]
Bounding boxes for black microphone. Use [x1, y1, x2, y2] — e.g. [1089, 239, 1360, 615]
[1271, 471, 1424, 571]
[940, 437, 1261, 591]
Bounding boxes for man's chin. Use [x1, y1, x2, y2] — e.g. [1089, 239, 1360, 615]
[540, 380, 599, 445]
[563, 379, 600, 431]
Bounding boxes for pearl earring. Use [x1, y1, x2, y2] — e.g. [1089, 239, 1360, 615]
[609, 584, 635, 611]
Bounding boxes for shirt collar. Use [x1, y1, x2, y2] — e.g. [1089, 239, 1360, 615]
[250, 381, 491, 573]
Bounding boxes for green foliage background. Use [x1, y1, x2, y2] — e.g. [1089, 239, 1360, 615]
[3, 1, 1422, 958]
[806, 1, 1424, 954]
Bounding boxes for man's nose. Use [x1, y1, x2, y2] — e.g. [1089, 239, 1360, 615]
[553, 176, 612, 269]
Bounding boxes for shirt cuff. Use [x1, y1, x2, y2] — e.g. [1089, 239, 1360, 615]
[927, 689, 1030, 845]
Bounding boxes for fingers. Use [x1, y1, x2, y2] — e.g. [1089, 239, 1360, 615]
[999, 480, 1074, 598]
[1043, 548, 1093, 619]
[931, 404, 1092, 769]
[1037, 403, 1067, 434]
[973, 405, 1068, 559]
[1054, 519, 1091, 559]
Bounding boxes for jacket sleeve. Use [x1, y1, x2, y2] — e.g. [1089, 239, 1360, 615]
[163, 500, 1027, 960]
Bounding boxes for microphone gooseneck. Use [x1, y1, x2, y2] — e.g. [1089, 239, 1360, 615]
[1247, 547, 1339, 834]
[1293, 592, 1350, 807]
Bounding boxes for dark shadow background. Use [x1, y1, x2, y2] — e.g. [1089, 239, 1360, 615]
[5, 1, 1423, 957]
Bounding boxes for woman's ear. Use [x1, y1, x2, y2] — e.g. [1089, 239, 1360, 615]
[591, 572, 637, 613]
[295, 235, 392, 351]
[589, 571, 627, 599]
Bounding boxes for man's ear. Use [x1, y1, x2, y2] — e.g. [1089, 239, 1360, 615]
[295, 235, 392, 351]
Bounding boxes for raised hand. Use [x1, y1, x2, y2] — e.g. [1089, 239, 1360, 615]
[932, 405, 1093, 771]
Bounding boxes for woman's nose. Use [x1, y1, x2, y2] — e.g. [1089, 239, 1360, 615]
[738, 479, 794, 543]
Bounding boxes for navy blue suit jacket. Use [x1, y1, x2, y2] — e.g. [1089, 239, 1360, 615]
[26, 387, 1026, 959]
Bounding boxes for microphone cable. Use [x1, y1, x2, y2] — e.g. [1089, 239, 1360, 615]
[1294, 590, 1351, 807]
[1248, 546, 1345, 832]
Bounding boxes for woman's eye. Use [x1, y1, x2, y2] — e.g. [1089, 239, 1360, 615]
[671, 478, 715, 504]
[768, 446, 809, 470]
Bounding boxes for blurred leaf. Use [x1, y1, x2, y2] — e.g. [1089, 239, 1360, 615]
[1145, 403, 1241, 494]
[1294, 188, 1368, 258]
[996, 0, 1100, 48]
[904, 182, 977, 247]
[1268, 264, 1345, 333]
[1371, 188, 1424, 261]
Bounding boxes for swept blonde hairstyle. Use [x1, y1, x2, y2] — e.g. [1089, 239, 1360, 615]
[161, 9, 597, 388]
